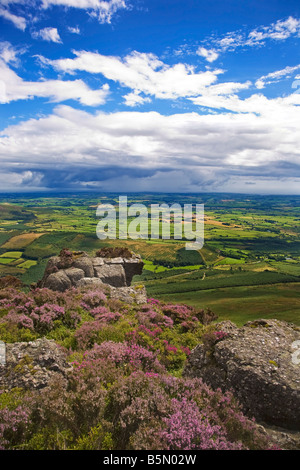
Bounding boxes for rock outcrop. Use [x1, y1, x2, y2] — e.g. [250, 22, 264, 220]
[38, 249, 144, 292]
[183, 319, 300, 431]
[0, 338, 71, 391]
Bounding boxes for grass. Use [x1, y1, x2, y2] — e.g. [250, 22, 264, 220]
[0, 251, 23, 259]
[0, 192, 300, 328]
[269, 260, 300, 276]
[0, 257, 16, 264]
[0, 231, 19, 246]
[215, 257, 246, 265]
[18, 260, 37, 269]
[21, 258, 48, 285]
[154, 283, 300, 326]
[2, 232, 45, 250]
[144, 270, 300, 296]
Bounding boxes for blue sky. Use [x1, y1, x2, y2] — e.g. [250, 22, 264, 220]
[1, 0, 300, 193]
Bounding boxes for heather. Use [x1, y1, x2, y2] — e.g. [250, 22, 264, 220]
[0, 284, 271, 450]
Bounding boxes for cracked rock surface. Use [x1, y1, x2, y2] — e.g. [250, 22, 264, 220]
[38, 251, 144, 292]
[0, 338, 71, 391]
[183, 319, 300, 431]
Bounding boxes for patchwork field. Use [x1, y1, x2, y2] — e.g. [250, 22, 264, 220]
[0, 192, 299, 325]
[2, 232, 45, 249]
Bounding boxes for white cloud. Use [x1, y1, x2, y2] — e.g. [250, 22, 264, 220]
[247, 16, 300, 44]
[217, 34, 243, 50]
[68, 25, 80, 34]
[0, 0, 128, 25]
[0, 60, 110, 106]
[190, 86, 300, 120]
[32, 27, 62, 43]
[0, 41, 25, 65]
[204, 16, 300, 56]
[45, 50, 229, 104]
[196, 47, 219, 63]
[0, 170, 43, 191]
[0, 6, 26, 30]
[40, 0, 128, 23]
[255, 64, 300, 88]
[123, 91, 151, 107]
[1, 95, 300, 192]
[42, 49, 255, 110]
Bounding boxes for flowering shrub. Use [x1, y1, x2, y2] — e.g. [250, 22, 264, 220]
[73, 320, 103, 349]
[59, 248, 74, 268]
[31, 304, 66, 333]
[80, 341, 165, 374]
[147, 298, 161, 306]
[159, 398, 243, 450]
[0, 389, 31, 450]
[136, 308, 174, 328]
[125, 324, 192, 370]
[80, 290, 107, 311]
[105, 371, 269, 450]
[0, 284, 273, 450]
[0, 405, 31, 449]
[202, 330, 229, 351]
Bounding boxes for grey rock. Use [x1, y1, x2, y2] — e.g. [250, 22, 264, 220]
[103, 257, 123, 264]
[64, 267, 85, 284]
[38, 251, 144, 291]
[72, 257, 94, 277]
[44, 271, 72, 292]
[109, 285, 147, 305]
[0, 338, 72, 391]
[94, 264, 127, 287]
[0, 341, 5, 366]
[92, 257, 105, 266]
[183, 319, 300, 431]
[123, 255, 144, 286]
[76, 277, 107, 289]
[260, 424, 300, 450]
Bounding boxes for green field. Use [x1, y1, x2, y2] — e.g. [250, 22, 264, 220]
[153, 283, 300, 326]
[0, 192, 299, 325]
[0, 251, 23, 258]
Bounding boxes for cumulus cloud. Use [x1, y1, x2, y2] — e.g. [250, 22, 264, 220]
[0, 41, 26, 65]
[68, 25, 80, 34]
[123, 91, 152, 107]
[190, 86, 300, 116]
[0, 0, 128, 23]
[0, 59, 110, 106]
[174, 16, 300, 63]
[247, 16, 300, 44]
[41, 0, 128, 23]
[32, 26, 62, 43]
[0, 6, 26, 30]
[1, 98, 300, 192]
[196, 47, 219, 63]
[255, 64, 300, 89]
[43, 49, 245, 105]
[199, 16, 300, 58]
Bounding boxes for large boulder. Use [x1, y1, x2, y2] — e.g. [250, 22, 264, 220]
[0, 338, 71, 391]
[64, 267, 85, 284]
[93, 264, 127, 287]
[183, 319, 300, 430]
[123, 257, 144, 285]
[43, 270, 72, 292]
[38, 249, 144, 291]
[109, 285, 147, 305]
[72, 257, 94, 278]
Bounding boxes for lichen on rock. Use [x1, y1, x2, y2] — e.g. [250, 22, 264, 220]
[183, 319, 300, 431]
[38, 249, 144, 292]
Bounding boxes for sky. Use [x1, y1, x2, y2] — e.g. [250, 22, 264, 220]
[1, 0, 300, 194]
